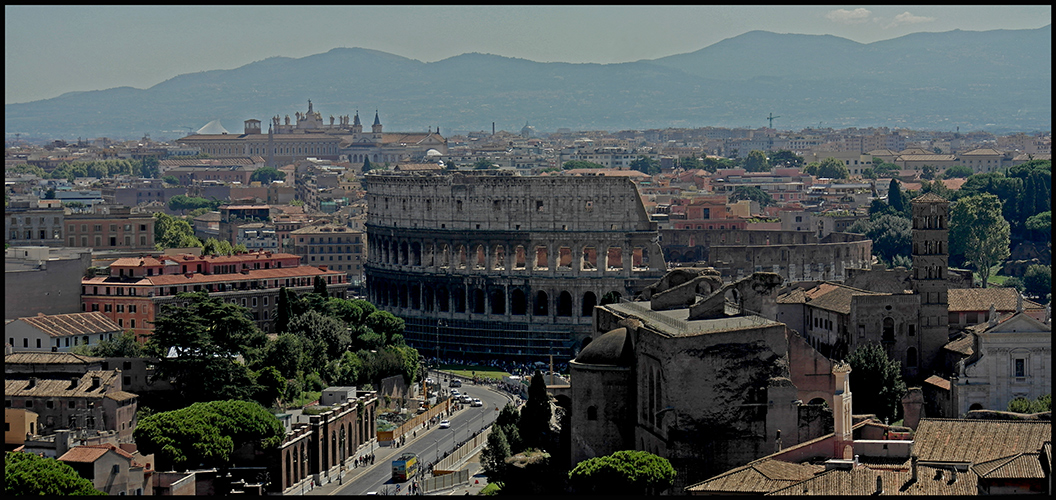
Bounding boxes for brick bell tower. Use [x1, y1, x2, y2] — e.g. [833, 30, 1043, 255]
[910, 193, 950, 375]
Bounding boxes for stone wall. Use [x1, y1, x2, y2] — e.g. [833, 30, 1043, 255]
[363, 171, 667, 361]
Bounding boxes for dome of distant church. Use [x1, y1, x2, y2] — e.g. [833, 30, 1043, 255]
[426, 149, 442, 157]
[197, 120, 229, 135]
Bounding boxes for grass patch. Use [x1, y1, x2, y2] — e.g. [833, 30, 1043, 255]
[438, 364, 510, 381]
[479, 482, 500, 495]
[292, 391, 321, 408]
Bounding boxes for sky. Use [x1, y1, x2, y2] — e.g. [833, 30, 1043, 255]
[5, 5, 1052, 105]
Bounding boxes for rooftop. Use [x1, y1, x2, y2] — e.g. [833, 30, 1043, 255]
[12, 312, 121, 338]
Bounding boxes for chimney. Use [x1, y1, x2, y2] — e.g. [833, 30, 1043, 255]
[26, 377, 37, 390]
[911, 456, 918, 483]
[949, 468, 956, 483]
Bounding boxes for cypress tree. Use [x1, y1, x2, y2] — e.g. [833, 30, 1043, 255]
[276, 287, 291, 333]
[313, 275, 328, 297]
[888, 178, 904, 214]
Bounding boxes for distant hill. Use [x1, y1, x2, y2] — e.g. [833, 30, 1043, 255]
[6, 26, 1050, 140]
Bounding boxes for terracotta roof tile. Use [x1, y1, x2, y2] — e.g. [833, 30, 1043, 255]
[802, 282, 885, 315]
[924, 375, 951, 391]
[914, 419, 1052, 464]
[4, 351, 103, 365]
[943, 334, 974, 357]
[15, 312, 121, 338]
[947, 288, 1042, 312]
[685, 459, 822, 494]
[143, 266, 342, 286]
[5, 370, 123, 399]
[766, 465, 979, 496]
[973, 452, 1045, 479]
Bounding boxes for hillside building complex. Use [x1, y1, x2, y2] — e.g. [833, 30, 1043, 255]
[363, 170, 667, 361]
[176, 101, 447, 167]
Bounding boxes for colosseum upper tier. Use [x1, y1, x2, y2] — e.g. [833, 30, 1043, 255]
[363, 170, 667, 362]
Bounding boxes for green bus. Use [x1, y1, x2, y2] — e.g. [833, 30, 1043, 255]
[391, 452, 419, 482]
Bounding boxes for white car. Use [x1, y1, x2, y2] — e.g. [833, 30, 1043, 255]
[461, 395, 472, 404]
[439, 420, 451, 429]
[471, 398, 483, 407]
[451, 389, 460, 397]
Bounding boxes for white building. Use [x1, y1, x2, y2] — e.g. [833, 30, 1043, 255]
[953, 308, 1052, 416]
[5, 312, 121, 353]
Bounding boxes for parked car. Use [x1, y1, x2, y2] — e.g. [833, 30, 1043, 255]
[471, 398, 483, 407]
[461, 395, 472, 404]
[439, 420, 451, 429]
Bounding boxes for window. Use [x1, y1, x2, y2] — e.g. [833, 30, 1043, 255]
[1014, 358, 1025, 378]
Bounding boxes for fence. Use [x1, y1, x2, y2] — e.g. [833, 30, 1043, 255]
[433, 424, 491, 475]
[422, 469, 470, 493]
[377, 399, 452, 445]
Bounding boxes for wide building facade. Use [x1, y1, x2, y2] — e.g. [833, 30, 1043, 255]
[363, 170, 666, 361]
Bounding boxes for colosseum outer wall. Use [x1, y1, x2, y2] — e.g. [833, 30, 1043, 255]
[363, 171, 667, 361]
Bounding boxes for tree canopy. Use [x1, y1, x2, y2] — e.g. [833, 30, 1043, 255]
[5, 451, 105, 495]
[729, 185, 775, 207]
[567, 450, 676, 495]
[153, 212, 202, 250]
[630, 156, 661, 175]
[133, 400, 285, 472]
[70, 331, 143, 358]
[849, 214, 911, 266]
[562, 160, 606, 170]
[949, 194, 1010, 287]
[847, 344, 906, 423]
[942, 165, 973, 179]
[816, 157, 850, 179]
[472, 158, 498, 170]
[518, 369, 552, 450]
[250, 166, 285, 184]
[146, 291, 266, 403]
[769, 150, 804, 168]
[743, 150, 770, 172]
[1022, 265, 1051, 302]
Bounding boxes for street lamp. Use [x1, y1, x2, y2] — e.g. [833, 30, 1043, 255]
[436, 319, 445, 363]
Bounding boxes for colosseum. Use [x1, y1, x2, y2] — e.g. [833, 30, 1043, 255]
[363, 170, 667, 362]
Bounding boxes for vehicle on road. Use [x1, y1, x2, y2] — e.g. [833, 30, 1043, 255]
[451, 389, 460, 397]
[471, 398, 483, 407]
[391, 452, 419, 482]
[439, 420, 451, 429]
[461, 395, 472, 404]
[450, 379, 462, 387]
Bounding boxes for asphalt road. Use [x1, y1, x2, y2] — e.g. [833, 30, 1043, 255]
[317, 371, 511, 496]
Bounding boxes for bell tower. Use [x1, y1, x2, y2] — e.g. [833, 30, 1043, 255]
[911, 192, 950, 374]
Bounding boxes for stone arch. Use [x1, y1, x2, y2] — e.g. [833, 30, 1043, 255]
[411, 242, 422, 266]
[557, 290, 573, 316]
[535, 290, 549, 316]
[510, 289, 527, 315]
[436, 286, 449, 312]
[491, 288, 506, 315]
[474, 244, 486, 269]
[454, 286, 466, 313]
[601, 291, 622, 305]
[581, 291, 597, 317]
[398, 283, 408, 308]
[439, 243, 450, 268]
[808, 397, 827, 405]
[457, 245, 468, 269]
[514, 245, 527, 269]
[492, 244, 506, 270]
[472, 288, 486, 314]
[410, 284, 421, 310]
[400, 241, 409, 265]
[882, 317, 895, 343]
[424, 286, 435, 312]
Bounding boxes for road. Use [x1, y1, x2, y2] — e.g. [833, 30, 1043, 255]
[325, 371, 511, 495]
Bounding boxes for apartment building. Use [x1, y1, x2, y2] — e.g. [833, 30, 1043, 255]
[80, 250, 348, 337]
[64, 205, 155, 251]
[291, 224, 366, 283]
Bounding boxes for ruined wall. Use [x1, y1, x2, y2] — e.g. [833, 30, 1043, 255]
[568, 363, 634, 465]
[661, 228, 872, 282]
[363, 171, 666, 361]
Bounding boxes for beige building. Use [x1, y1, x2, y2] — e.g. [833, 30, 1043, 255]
[59, 443, 153, 495]
[4, 408, 39, 446]
[5, 312, 121, 353]
[290, 224, 366, 284]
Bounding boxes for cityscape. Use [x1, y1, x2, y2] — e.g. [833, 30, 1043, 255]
[4, 5, 1052, 497]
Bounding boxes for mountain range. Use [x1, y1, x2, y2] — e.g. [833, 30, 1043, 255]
[5, 25, 1051, 141]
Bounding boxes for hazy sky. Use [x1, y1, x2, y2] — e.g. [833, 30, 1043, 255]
[5, 5, 1051, 105]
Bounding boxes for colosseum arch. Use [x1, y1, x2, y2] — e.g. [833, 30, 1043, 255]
[514, 245, 527, 270]
[454, 286, 466, 313]
[557, 291, 573, 316]
[472, 288, 486, 314]
[606, 247, 623, 270]
[492, 288, 506, 315]
[474, 244, 486, 270]
[437, 287, 449, 312]
[439, 243, 450, 268]
[492, 245, 506, 270]
[410, 284, 420, 310]
[400, 242, 409, 266]
[581, 246, 598, 271]
[557, 246, 573, 269]
[424, 286, 434, 311]
[581, 291, 597, 317]
[535, 291, 549, 316]
[601, 291, 622, 305]
[411, 242, 422, 266]
[457, 245, 468, 269]
[511, 289, 527, 315]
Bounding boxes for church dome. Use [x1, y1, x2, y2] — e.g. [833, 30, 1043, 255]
[426, 149, 442, 157]
[574, 327, 633, 366]
[196, 119, 229, 135]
